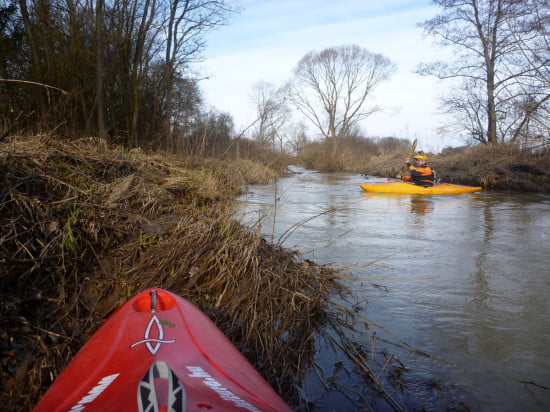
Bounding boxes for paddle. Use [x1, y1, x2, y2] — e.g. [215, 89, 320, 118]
[397, 138, 417, 178]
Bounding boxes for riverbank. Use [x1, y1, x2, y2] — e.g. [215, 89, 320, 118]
[296, 137, 549, 193]
[1, 135, 404, 411]
[357, 144, 549, 193]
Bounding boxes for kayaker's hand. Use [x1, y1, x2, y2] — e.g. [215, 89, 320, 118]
[405, 157, 410, 163]
[396, 174, 402, 179]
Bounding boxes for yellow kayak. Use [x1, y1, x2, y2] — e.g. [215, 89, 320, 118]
[360, 181, 482, 195]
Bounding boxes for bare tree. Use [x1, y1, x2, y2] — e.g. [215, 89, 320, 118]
[287, 45, 395, 145]
[250, 81, 289, 152]
[418, 0, 549, 145]
[286, 121, 309, 154]
[436, 79, 486, 143]
[503, 0, 550, 146]
[2, 0, 237, 148]
[162, 0, 236, 148]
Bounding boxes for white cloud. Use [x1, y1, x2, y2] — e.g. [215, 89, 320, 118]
[197, 0, 463, 151]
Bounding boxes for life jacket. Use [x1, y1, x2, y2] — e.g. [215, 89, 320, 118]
[407, 163, 435, 186]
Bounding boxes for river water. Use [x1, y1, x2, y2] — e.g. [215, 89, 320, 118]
[237, 166, 550, 412]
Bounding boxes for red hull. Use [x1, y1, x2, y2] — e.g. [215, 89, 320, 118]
[34, 288, 291, 412]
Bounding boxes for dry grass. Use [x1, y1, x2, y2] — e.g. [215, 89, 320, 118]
[297, 137, 387, 173]
[363, 152, 405, 178]
[431, 144, 550, 191]
[363, 143, 549, 192]
[296, 136, 549, 192]
[0, 135, 409, 411]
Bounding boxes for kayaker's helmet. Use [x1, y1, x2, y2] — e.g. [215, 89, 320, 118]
[414, 153, 428, 162]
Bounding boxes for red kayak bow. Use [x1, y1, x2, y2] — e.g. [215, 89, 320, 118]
[34, 288, 291, 412]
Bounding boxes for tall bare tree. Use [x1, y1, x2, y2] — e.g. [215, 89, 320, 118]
[287, 45, 395, 145]
[161, 0, 235, 148]
[502, 0, 550, 146]
[418, 0, 549, 145]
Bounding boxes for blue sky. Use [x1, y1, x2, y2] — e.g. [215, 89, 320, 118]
[198, 0, 463, 151]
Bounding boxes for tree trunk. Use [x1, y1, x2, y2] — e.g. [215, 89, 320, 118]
[95, 0, 106, 138]
[486, 72, 498, 145]
[17, 0, 47, 115]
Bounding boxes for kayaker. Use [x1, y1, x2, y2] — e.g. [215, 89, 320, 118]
[398, 152, 435, 186]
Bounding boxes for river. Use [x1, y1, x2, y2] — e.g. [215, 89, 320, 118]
[237, 166, 550, 412]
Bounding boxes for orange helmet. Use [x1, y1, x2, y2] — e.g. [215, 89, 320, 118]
[414, 153, 428, 161]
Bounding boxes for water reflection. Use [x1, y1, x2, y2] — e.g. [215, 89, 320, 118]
[361, 192, 435, 234]
[409, 196, 434, 216]
[360, 193, 434, 216]
[473, 200, 493, 311]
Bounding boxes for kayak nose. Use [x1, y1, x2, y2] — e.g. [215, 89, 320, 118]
[133, 289, 177, 312]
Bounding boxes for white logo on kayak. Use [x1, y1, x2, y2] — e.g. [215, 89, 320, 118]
[68, 373, 119, 411]
[131, 314, 176, 355]
[186, 366, 261, 412]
